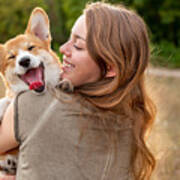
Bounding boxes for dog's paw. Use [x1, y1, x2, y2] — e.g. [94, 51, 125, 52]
[57, 79, 74, 93]
[0, 155, 17, 175]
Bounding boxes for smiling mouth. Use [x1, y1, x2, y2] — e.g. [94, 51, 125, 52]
[62, 60, 75, 73]
[19, 63, 45, 93]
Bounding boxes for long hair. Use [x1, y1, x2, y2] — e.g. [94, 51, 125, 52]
[75, 2, 156, 180]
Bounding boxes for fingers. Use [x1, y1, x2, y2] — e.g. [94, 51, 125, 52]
[0, 175, 15, 180]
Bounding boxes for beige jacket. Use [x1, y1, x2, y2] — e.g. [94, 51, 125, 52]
[14, 88, 133, 180]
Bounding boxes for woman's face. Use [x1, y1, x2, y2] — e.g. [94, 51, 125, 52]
[59, 15, 101, 87]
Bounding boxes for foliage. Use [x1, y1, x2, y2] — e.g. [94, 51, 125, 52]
[134, 0, 180, 47]
[0, 0, 47, 43]
[151, 41, 180, 69]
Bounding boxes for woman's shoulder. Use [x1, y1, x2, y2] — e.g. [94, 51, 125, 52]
[15, 87, 84, 113]
[16, 87, 74, 103]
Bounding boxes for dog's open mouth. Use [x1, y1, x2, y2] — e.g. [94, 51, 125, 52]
[19, 64, 45, 93]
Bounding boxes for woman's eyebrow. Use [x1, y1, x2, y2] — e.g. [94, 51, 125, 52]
[74, 34, 86, 41]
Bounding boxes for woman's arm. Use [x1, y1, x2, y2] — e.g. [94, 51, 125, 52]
[0, 101, 19, 155]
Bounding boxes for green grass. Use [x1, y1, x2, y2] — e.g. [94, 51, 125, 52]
[150, 41, 180, 69]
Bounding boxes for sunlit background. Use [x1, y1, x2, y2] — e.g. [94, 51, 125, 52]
[0, 0, 179, 179]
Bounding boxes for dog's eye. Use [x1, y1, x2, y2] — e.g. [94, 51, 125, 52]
[28, 45, 35, 51]
[8, 55, 16, 60]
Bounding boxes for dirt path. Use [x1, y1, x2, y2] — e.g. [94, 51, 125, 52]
[145, 68, 180, 180]
[147, 67, 180, 78]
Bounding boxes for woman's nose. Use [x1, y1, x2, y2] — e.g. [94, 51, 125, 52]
[59, 41, 71, 57]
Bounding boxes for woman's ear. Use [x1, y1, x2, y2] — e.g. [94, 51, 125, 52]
[105, 65, 116, 78]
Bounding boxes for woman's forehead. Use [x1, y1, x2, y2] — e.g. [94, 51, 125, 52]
[71, 15, 86, 40]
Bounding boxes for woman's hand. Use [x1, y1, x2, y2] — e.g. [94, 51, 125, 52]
[0, 175, 15, 180]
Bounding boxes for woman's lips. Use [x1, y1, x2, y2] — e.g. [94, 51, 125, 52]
[62, 59, 75, 73]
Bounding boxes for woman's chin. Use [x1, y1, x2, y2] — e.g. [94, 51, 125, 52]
[61, 72, 70, 80]
[61, 73, 74, 84]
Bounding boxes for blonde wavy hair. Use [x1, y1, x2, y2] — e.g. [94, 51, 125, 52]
[74, 2, 156, 180]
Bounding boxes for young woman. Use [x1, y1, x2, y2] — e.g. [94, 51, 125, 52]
[0, 2, 156, 180]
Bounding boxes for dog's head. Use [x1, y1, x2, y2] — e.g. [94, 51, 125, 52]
[0, 8, 61, 94]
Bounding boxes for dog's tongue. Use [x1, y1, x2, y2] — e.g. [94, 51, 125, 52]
[21, 66, 44, 90]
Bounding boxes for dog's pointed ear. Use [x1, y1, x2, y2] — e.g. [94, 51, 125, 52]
[25, 7, 51, 43]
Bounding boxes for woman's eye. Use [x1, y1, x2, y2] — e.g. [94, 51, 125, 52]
[73, 44, 83, 50]
[28, 45, 35, 51]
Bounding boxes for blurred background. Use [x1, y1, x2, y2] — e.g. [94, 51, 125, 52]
[0, 0, 179, 179]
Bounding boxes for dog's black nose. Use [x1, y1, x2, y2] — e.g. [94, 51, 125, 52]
[19, 57, 30, 68]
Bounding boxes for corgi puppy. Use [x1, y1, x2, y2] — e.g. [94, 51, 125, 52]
[0, 7, 72, 175]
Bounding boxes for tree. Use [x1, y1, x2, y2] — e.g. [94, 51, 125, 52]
[0, 0, 47, 43]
